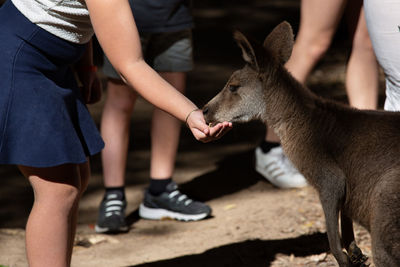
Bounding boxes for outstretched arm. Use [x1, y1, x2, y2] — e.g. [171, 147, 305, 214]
[85, 0, 231, 142]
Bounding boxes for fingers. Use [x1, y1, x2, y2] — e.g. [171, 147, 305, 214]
[217, 124, 232, 138]
[186, 109, 232, 142]
[192, 128, 208, 142]
[194, 121, 232, 143]
[209, 122, 232, 139]
[187, 110, 209, 135]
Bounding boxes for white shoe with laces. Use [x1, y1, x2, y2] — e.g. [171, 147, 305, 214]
[255, 146, 307, 188]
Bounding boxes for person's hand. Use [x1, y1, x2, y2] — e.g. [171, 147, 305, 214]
[76, 66, 102, 104]
[186, 109, 232, 143]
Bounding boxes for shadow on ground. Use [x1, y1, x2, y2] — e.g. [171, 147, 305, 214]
[130, 232, 329, 267]
[179, 149, 265, 202]
[124, 147, 268, 227]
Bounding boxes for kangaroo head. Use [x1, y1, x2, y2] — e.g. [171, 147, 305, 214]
[203, 21, 294, 125]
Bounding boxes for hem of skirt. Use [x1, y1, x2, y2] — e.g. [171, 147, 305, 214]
[0, 148, 103, 168]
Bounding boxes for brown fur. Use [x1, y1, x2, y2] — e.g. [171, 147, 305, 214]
[203, 22, 400, 267]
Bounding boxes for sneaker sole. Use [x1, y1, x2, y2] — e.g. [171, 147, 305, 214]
[94, 224, 129, 234]
[139, 204, 209, 221]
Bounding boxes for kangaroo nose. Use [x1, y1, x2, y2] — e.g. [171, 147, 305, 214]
[202, 106, 209, 115]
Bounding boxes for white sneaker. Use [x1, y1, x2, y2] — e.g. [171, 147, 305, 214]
[255, 146, 307, 188]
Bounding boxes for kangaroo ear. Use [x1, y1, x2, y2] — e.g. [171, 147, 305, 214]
[233, 31, 259, 71]
[263, 21, 294, 64]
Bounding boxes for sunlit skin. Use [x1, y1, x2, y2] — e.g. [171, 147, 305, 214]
[85, 0, 232, 143]
[17, 1, 233, 266]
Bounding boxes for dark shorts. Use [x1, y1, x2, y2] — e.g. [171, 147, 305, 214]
[102, 30, 193, 79]
[0, 0, 104, 167]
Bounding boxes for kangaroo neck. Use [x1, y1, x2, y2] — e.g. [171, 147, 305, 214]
[261, 66, 317, 136]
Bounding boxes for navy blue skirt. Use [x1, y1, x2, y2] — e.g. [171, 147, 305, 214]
[0, 0, 104, 167]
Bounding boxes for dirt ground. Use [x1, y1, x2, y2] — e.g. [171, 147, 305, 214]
[0, 1, 385, 266]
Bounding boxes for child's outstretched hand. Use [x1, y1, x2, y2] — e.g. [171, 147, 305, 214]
[186, 109, 232, 143]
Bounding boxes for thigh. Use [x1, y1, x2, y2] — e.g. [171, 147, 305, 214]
[18, 163, 88, 198]
[298, 0, 347, 40]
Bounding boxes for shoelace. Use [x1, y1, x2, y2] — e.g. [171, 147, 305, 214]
[104, 194, 125, 217]
[168, 190, 193, 206]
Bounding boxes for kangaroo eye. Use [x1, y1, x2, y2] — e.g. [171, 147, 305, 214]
[229, 85, 240, 92]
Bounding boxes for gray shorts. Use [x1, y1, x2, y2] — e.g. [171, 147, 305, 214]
[102, 29, 194, 79]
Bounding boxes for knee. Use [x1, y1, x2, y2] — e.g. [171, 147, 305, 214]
[57, 167, 91, 210]
[47, 184, 81, 213]
[112, 94, 135, 113]
[306, 37, 331, 63]
[106, 79, 136, 114]
[64, 186, 80, 204]
[295, 29, 332, 63]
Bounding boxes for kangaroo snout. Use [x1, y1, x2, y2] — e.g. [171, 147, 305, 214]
[202, 106, 208, 116]
[201, 104, 216, 125]
[202, 100, 233, 126]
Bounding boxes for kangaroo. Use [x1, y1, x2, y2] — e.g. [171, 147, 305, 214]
[202, 22, 400, 267]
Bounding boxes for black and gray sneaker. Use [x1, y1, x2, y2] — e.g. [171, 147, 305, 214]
[95, 192, 129, 233]
[139, 181, 211, 221]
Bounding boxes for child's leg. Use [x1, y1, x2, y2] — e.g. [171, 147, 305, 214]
[149, 72, 186, 180]
[18, 162, 89, 267]
[101, 78, 138, 188]
[67, 161, 90, 264]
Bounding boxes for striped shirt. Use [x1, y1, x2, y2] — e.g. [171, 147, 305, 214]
[11, 0, 93, 44]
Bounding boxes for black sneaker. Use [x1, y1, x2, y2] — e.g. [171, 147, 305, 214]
[139, 181, 212, 221]
[95, 192, 129, 233]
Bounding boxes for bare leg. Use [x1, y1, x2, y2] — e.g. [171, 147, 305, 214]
[150, 72, 186, 180]
[138, 71, 212, 220]
[96, 79, 138, 233]
[101, 78, 138, 187]
[285, 0, 346, 83]
[101, 72, 185, 184]
[345, 3, 379, 110]
[19, 162, 88, 267]
[67, 161, 90, 264]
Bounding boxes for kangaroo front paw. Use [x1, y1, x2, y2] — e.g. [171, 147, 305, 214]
[348, 241, 369, 267]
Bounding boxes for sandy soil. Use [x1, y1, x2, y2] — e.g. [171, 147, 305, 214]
[0, 0, 385, 266]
